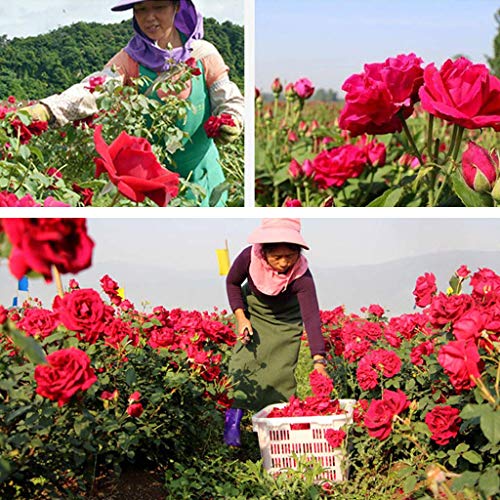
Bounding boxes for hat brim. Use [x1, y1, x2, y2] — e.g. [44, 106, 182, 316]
[248, 231, 309, 250]
[111, 0, 144, 12]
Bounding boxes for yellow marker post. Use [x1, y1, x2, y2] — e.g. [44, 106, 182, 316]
[216, 239, 230, 276]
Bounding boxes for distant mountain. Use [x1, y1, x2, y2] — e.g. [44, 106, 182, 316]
[1, 250, 498, 316]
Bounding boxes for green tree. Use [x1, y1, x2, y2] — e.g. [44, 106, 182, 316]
[487, 8, 500, 77]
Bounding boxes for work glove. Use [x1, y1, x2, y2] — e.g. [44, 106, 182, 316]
[20, 103, 51, 122]
[215, 120, 242, 145]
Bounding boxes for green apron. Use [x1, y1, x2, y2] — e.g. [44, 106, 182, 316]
[139, 59, 226, 207]
[228, 284, 304, 411]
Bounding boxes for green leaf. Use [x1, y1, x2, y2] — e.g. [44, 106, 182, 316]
[462, 450, 483, 464]
[451, 172, 493, 207]
[125, 367, 137, 386]
[460, 403, 486, 420]
[480, 407, 500, 445]
[209, 181, 230, 207]
[0, 458, 11, 482]
[478, 468, 499, 498]
[367, 187, 403, 207]
[402, 474, 417, 494]
[450, 471, 480, 492]
[9, 330, 46, 364]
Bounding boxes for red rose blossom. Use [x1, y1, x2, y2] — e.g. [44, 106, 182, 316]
[324, 428, 346, 448]
[437, 340, 482, 392]
[425, 405, 462, 445]
[2, 218, 94, 281]
[16, 308, 59, 339]
[34, 347, 97, 406]
[203, 113, 236, 138]
[364, 389, 409, 440]
[413, 272, 437, 308]
[93, 125, 179, 207]
[127, 402, 144, 418]
[309, 369, 334, 398]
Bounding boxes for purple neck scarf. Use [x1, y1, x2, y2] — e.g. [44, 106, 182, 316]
[124, 0, 203, 73]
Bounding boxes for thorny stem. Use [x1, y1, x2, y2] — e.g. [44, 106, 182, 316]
[109, 191, 121, 207]
[446, 124, 459, 161]
[399, 113, 424, 166]
[451, 126, 465, 164]
[427, 114, 434, 163]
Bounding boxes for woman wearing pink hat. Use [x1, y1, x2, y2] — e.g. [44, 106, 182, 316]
[224, 218, 328, 446]
[24, 0, 244, 206]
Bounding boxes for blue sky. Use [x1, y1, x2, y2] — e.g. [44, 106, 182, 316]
[0, 0, 243, 39]
[256, 0, 499, 93]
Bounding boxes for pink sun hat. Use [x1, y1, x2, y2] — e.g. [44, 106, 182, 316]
[247, 218, 309, 250]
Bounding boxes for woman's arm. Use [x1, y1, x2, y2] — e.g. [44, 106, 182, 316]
[192, 40, 244, 127]
[226, 247, 253, 338]
[294, 272, 326, 357]
[38, 51, 133, 127]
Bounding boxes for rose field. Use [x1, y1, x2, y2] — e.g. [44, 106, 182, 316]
[0, 219, 498, 499]
[255, 55, 500, 207]
[0, 64, 244, 208]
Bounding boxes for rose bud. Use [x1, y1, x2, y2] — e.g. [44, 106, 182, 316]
[271, 77, 283, 96]
[461, 141, 499, 193]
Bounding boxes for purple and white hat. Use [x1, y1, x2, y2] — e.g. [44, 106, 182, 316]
[111, 0, 203, 73]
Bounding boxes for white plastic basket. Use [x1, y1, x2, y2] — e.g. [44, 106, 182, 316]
[252, 399, 356, 482]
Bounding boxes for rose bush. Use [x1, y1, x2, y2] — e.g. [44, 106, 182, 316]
[0, 58, 244, 207]
[256, 54, 499, 207]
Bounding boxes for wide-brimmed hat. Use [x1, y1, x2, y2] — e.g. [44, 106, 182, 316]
[247, 218, 309, 250]
[111, 0, 181, 11]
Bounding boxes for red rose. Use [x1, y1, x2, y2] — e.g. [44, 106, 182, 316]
[452, 309, 484, 343]
[367, 304, 385, 318]
[2, 218, 94, 281]
[410, 340, 434, 366]
[355, 135, 387, 167]
[310, 144, 368, 189]
[425, 406, 462, 445]
[419, 57, 500, 131]
[0, 305, 8, 324]
[470, 268, 500, 300]
[126, 402, 144, 418]
[437, 340, 482, 392]
[128, 391, 141, 403]
[427, 293, 473, 328]
[52, 289, 107, 344]
[271, 77, 283, 95]
[93, 125, 179, 207]
[324, 428, 346, 448]
[103, 317, 139, 349]
[309, 369, 334, 398]
[72, 183, 94, 206]
[353, 399, 369, 424]
[356, 363, 379, 391]
[339, 53, 424, 136]
[364, 390, 409, 440]
[34, 347, 97, 406]
[84, 75, 107, 93]
[16, 308, 59, 339]
[413, 272, 437, 308]
[203, 113, 236, 138]
[456, 265, 471, 278]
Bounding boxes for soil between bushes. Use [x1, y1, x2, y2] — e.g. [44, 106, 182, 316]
[88, 464, 166, 500]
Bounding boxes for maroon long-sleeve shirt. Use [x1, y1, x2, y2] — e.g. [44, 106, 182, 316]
[226, 246, 325, 356]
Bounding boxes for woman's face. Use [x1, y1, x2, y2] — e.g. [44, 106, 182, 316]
[133, 1, 178, 43]
[264, 245, 300, 274]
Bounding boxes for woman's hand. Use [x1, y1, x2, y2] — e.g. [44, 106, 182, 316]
[313, 364, 329, 379]
[235, 308, 253, 344]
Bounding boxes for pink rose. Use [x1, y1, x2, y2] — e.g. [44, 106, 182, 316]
[339, 53, 424, 136]
[461, 142, 499, 192]
[310, 144, 368, 189]
[293, 78, 315, 100]
[456, 265, 470, 278]
[419, 57, 500, 131]
[309, 369, 333, 398]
